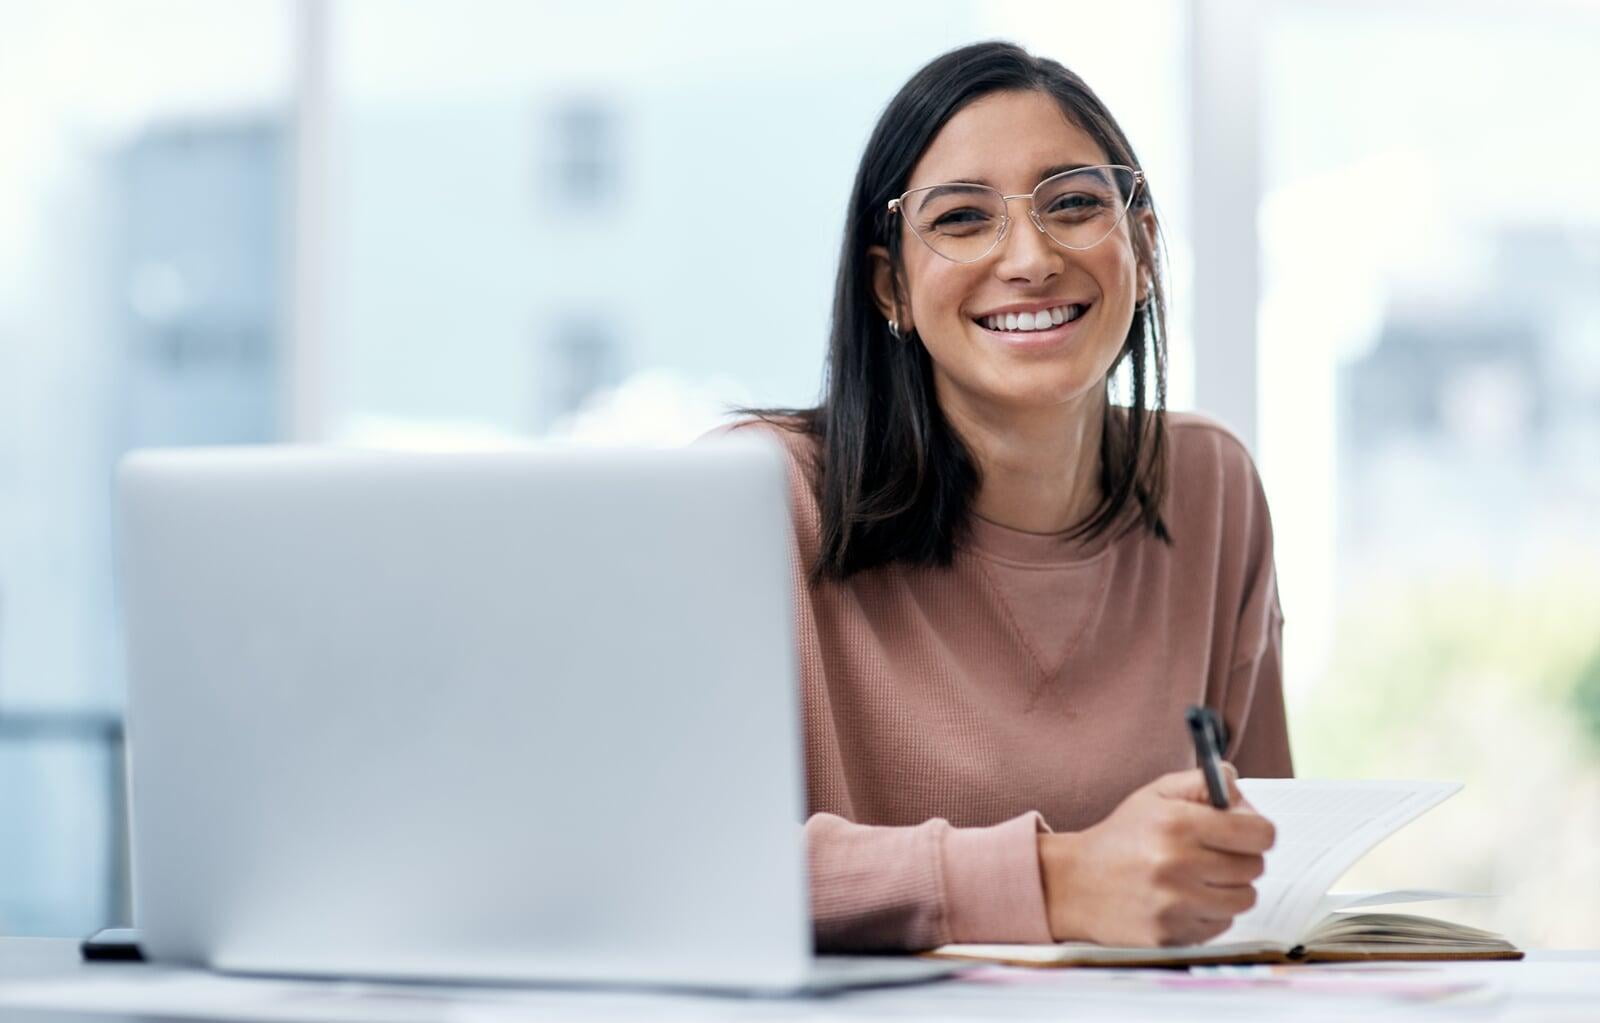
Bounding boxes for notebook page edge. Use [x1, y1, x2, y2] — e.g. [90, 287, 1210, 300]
[1217, 780, 1462, 946]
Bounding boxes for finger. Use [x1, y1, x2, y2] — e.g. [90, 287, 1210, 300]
[1163, 911, 1232, 947]
[1220, 761, 1245, 806]
[1192, 848, 1267, 887]
[1156, 764, 1247, 809]
[1154, 768, 1214, 805]
[1152, 768, 1199, 798]
[1191, 881, 1258, 919]
[1194, 807, 1277, 855]
[1164, 798, 1272, 851]
[1220, 762, 1266, 814]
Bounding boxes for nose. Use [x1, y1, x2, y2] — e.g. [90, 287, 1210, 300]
[992, 196, 1062, 284]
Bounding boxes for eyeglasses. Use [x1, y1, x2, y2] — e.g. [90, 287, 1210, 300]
[887, 164, 1144, 264]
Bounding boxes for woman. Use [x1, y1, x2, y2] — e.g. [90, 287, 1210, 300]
[727, 41, 1290, 952]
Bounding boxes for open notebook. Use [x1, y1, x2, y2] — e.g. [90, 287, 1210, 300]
[931, 780, 1523, 967]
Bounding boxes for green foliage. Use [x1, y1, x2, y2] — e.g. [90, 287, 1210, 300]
[1572, 644, 1600, 752]
[1293, 571, 1600, 776]
[1288, 566, 1600, 948]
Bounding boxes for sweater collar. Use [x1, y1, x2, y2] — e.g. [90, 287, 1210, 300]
[961, 508, 1131, 566]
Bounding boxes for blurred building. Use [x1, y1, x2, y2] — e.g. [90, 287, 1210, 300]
[1338, 223, 1600, 581]
[0, 115, 283, 936]
[116, 118, 283, 448]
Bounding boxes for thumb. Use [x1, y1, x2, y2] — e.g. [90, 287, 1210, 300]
[1153, 763, 1247, 807]
[1220, 762, 1252, 809]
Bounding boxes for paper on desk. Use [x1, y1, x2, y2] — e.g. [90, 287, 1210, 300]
[1177, 964, 1493, 1003]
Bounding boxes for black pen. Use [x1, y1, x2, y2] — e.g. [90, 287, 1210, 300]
[1185, 705, 1231, 809]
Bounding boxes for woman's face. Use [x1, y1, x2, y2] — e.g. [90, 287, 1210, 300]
[870, 89, 1153, 420]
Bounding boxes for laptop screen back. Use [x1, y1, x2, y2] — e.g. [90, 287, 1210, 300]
[117, 438, 811, 989]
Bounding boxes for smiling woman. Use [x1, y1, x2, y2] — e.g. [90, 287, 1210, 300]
[718, 41, 1290, 952]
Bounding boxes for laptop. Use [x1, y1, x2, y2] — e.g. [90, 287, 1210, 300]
[115, 437, 957, 994]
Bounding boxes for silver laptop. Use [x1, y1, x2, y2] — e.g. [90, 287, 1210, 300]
[116, 437, 956, 994]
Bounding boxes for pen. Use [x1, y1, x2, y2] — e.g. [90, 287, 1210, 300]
[1185, 705, 1231, 809]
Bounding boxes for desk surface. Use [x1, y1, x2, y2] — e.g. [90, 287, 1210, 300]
[0, 938, 1596, 1022]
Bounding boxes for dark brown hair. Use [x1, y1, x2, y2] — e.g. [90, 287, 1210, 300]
[744, 40, 1170, 581]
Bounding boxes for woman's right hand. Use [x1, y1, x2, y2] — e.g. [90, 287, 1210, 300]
[1036, 765, 1276, 947]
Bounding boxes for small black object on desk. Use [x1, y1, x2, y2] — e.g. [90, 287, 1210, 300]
[81, 927, 144, 962]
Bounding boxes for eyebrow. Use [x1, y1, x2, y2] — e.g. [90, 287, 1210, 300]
[947, 163, 1095, 189]
[907, 164, 1103, 208]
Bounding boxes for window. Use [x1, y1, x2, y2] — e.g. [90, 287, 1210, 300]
[330, 0, 1188, 447]
[1259, 3, 1600, 945]
[547, 99, 619, 208]
[0, 0, 289, 935]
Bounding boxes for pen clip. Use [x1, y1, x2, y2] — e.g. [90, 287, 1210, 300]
[1185, 705, 1228, 755]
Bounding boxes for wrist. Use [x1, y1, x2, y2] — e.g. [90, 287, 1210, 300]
[1036, 831, 1088, 943]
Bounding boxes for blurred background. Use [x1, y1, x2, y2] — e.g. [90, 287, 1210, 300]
[1, 0, 1596, 945]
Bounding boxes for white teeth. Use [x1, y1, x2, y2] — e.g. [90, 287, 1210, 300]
[979, 303, 1086, 332]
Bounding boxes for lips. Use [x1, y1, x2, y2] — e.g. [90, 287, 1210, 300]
[971, 301, 1094, 338]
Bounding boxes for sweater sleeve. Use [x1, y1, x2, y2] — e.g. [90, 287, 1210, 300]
[700, 420, 1056, 951]
[777, 424, 1053, 951]
[1228, 607, 1292, 778]
[806, 810, 1055, 952]
[1219, 441, 1294, 779]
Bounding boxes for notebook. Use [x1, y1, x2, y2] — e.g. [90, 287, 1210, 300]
[931, 780, 1523, 967]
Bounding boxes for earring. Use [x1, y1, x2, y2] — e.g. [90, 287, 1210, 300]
[888, 318, 904, 340]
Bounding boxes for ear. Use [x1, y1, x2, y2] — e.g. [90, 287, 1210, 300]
[1132, 209, 1157, 303]
[867, 244, 911, 331]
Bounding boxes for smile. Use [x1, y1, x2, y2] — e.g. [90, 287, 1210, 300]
[973, 303, 1089, 334]
[966, 300, 1094, 344]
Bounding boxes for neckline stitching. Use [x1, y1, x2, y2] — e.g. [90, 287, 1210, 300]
[961, 544, 1118, 570]
[1026, 558, 1114, 709]
[964, 551, 1116, 705]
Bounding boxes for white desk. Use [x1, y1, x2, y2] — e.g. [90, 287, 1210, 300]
[0, 939, 1595, 1022]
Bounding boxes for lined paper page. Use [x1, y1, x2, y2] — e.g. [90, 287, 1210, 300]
[1214, 780, 1461, 946]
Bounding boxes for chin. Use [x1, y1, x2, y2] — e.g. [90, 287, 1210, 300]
[934, 344, 1115, 417]
[992, 374, 1105, 411]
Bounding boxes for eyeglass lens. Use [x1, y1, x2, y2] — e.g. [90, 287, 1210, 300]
[899, 166, 1137, 263]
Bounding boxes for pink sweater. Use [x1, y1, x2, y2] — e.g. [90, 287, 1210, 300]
[722, 411, 1292, 952]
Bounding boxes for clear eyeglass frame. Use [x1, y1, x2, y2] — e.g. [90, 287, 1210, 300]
[886, 164, 1145, 264]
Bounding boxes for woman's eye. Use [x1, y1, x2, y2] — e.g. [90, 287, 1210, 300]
[933, 208, 989, 227]
[1048, 194, 1106, 213]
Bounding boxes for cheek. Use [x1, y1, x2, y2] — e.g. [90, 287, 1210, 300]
[907, 262, 981, 328]
[1094, 252, 1141, 343]
[1102, 234, 1141, 291]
